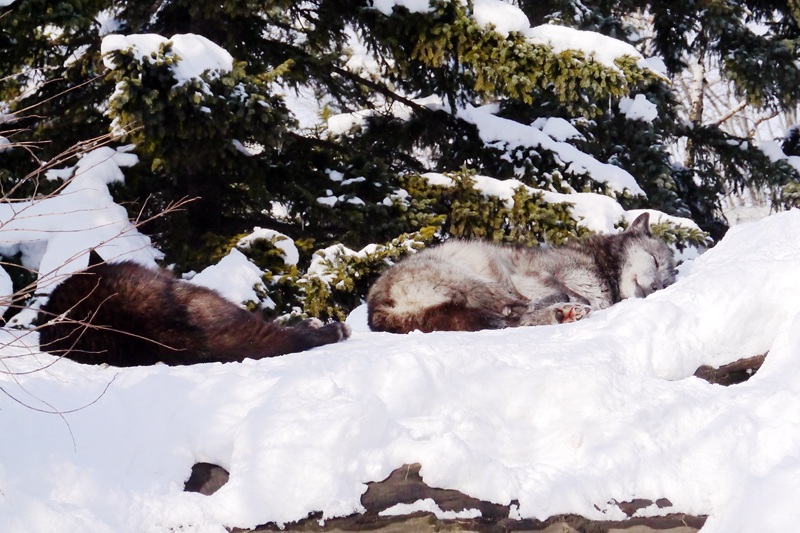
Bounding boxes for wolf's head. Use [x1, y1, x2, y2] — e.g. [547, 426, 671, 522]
[618, 213, 677, 299]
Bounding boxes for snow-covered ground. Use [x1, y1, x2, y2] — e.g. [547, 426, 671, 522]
[3, 4, 800, 531]
[2, 210, 800, 532]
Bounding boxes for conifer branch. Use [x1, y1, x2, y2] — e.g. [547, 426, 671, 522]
[329, 65, 432, 116]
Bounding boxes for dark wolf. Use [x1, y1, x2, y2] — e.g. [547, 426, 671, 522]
[367, 213, 676, 333]
[37, 252, 350, 366]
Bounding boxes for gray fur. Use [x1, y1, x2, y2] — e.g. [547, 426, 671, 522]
[367, 213, 676, 333]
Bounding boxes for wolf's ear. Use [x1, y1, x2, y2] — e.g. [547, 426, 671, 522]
[628, 213, 652, 235]
[88, 249, 105, 267]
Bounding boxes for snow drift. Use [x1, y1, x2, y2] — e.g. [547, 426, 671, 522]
[1, 210, 800, 532]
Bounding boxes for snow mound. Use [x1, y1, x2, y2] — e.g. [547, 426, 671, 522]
[189, 248, 273, 309]
[1, 211, 800, 532]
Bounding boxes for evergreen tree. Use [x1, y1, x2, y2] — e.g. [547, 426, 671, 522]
[2, 0, 798, 319]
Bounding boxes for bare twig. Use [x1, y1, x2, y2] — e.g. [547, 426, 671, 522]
[711, 100, 747, 128]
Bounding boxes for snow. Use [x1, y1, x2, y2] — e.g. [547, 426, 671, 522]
[459, 104, 645, 195]
[0, 146, 159, 307]
[95, 10, 122, 36]
[0, 265, 11, 316]
[188, 248, 272, 309]
[342, 26, 383, 80]
[757, 139, 800, 173]
[327, 110, 370, 134]
[316, 194, 340, 207]
[369, 0, 434, 16]
[327, 94, 443, 135]
[369, 1, 659, 75]
[643, 56, 669, 76]
[472, 0, 530, 37]
[379, 498, 481, 519]
[534, 117, 583, 141]
[527, 24, 651, 71]
[237, 227, 299, 266]
[328, 97, 643, 195]
[101, 33, 233, 84]
[3, 3, 800, 530]
[2, 209, 800, 531]
[620, 94, 659, 123]
[276, 83, 333, 130]
[419, 172, 697, 237]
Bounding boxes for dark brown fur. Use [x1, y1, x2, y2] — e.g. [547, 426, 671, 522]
[37, 256, 350, 366]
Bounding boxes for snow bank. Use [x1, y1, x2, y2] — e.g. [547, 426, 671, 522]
[2, 211, 800, 531]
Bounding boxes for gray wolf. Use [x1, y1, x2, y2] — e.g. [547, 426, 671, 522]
[37, 251, 350, 366]
[367, 213, 676, 333]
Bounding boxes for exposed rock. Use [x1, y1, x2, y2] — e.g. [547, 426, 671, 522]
[694, 353, 766, 386]
[184, 462, 229, 495]
[226, 463, 707, 533]
[614, 498, 673, 518]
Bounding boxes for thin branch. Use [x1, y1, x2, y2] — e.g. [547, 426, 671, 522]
[4, 74, 105, 121]
[749, 109, 782, 137]
[711, 100, 748, 127]
[329, 64, 432, 116]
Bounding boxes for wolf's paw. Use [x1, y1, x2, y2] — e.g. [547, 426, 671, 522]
[551, 303, 592, 324]
[322, 321, 352, 341]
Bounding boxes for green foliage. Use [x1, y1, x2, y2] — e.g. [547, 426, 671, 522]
[368, 0, 657, 117]
[616, 217, 711, 252]
[648, 0, 800, 110]
[579, 83, 689, 218]
[534, 0, 800, 235]
[401, 170, 583, 245]
[3, 0, 800, 321]
[232, 231, 305, 316]
[650, 222, 711, 252]
[778, 181, 800, 210]
[102, 41, 294, 268]
[300, 230, 435, 321]
[673, 123, 798, 239]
